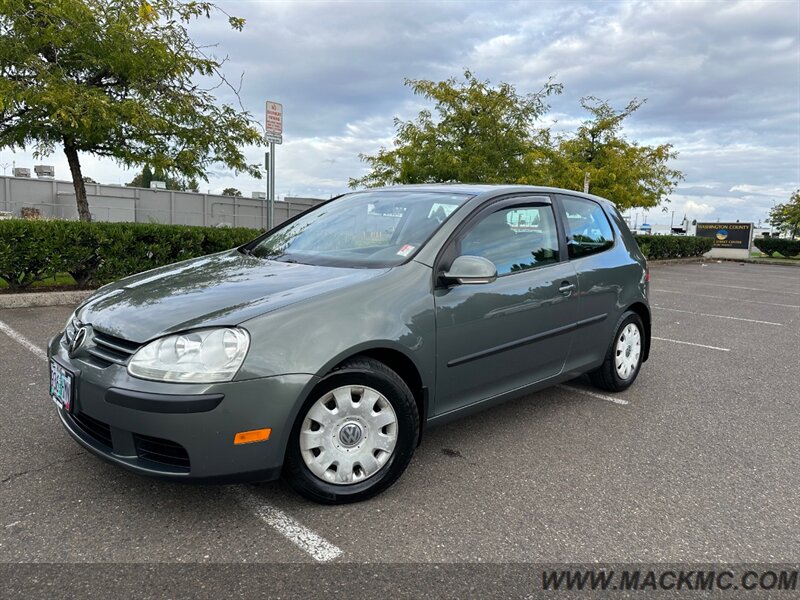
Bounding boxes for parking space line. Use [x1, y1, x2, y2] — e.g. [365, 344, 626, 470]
[0, 318, 344, 563]
[678, 266, 800, 281]
[652, 306, 783, 326]
[0, 319, 48, 360]
[652, 289, 800, 309]
[557, 384, 629, 405]
[231, 486, 343, 562]
[652, 277, 800, 295]
[652, 336, 730, 352]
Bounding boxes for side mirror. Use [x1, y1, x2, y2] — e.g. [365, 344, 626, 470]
[441, 255, 497, 285]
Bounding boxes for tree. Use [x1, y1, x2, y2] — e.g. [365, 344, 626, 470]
[769, 190, 800, 239]
[532, 97, 683, 209]
[351, 72, 684, 211]
[349, 70, 562, 188]
[126, 165, 199, 191]
[126, 164, 154, 189]
[0, 0, 263, 221]
[222, 187, 242, 197]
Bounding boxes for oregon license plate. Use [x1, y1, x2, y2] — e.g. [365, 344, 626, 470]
[50, 360, 74, 412]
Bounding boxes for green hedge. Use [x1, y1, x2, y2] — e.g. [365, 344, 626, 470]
[0, 220, 260, 291]
[634, 234, 713, 260]
[0, 221, 726, 292]
[753, 237, 800, 258]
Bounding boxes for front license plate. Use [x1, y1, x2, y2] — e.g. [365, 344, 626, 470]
[50, 360, 74, 412]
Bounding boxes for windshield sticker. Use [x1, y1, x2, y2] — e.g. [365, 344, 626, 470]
[396, 244, 415, 257]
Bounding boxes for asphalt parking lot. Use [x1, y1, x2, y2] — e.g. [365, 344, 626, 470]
[1, 260, 798, 588]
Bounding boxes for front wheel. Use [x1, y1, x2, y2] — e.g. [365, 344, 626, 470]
[589, 311, 645, 392]
[283, 357, 419, 504]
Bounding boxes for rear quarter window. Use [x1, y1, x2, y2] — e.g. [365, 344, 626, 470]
[560, 196, 615, 259]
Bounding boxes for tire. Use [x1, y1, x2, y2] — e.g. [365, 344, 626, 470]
[283, 357, 419, 504]
[589, 311, 645, 393]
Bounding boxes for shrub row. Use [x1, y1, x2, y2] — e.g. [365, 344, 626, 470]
[753, 237, 800, 258]
[0, 220, 260, 291]
[0, 220, 736, 292]
[634, 234, 714, 260]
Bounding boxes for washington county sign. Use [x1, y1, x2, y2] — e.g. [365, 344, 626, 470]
[696, 222, 753, 249]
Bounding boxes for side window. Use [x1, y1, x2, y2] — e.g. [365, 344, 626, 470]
[459, 204, 560, 276]
[561, 196, 614, 259]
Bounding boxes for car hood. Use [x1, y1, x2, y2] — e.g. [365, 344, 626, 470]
[77, 250, 389, 343]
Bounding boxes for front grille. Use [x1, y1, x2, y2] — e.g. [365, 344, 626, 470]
[87, 329, 141, 367]
[133, 433, 191, 470]
[72, 411, 113, 449]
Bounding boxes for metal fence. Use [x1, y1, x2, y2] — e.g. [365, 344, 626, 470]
[0, 175, 324, 229]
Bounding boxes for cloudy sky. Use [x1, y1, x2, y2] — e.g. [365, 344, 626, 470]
[3, 0, 798, 226]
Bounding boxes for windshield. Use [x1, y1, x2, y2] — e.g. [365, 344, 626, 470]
[249, 190, 472, 267]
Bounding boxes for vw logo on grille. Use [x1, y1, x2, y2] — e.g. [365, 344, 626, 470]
[338, 422, 363, 447]
[69, 326, 88, 356]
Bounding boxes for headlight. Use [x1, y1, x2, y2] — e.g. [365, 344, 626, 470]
[127, 328, 250, 383]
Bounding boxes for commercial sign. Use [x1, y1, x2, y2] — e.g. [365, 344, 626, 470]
[265, 100, 283, 144]
[695, 222, 752, 249]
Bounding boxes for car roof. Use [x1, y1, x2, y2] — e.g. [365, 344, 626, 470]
[362, 183, 618, 207]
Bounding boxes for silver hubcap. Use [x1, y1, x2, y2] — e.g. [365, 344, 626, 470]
[615, 323, 642, 380]
[300, 385, 398, 485]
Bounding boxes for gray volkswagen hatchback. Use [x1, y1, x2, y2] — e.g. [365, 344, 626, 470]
[49, 185, 650, 504]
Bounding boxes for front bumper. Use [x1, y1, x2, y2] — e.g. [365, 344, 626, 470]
[49, 333, 319, 482]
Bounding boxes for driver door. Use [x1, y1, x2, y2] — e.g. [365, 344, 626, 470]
[433, 197, 579, 416]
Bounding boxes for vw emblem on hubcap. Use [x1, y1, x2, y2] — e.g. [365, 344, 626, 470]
[69, 326, 88, 356]
[338, 422, 363, 447]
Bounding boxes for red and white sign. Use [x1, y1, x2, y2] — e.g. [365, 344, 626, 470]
[265, 100, 283, 144]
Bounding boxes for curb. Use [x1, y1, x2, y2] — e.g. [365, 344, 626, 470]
[714, 257, 800, 267]
[647, 257, 705, 266]
[0, 290, 96, 310]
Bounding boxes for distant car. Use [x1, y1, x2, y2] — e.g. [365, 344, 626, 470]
[49, 185, 650, 504]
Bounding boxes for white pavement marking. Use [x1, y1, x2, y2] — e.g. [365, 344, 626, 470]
[557, 384, 629, 405]
[652, 336, 730, 352]
[674, 265, 800, 281]
[0, 317, 344, 563]
[231, 486, 343, 562]
[652, 289, 800, 309]
[653, 277, 800, 295]
[0, 319, 48, 360]
[652, 306, 783, 326]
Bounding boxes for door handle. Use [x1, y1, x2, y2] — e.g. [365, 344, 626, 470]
[558, 281, 575, 294]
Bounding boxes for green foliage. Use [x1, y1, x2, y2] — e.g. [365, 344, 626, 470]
[634, 235, 713, 260]
[0, 219, 259, 291]
[768, 190, 800, 240]
[0, 0, 264, 221]
[222, 187, 243, 197]
[349, 70, 562, 188]
[127, 165, 194, 190]
[753, 236, 800, 258]
[0, 220, 56, 289]
[533, 98, 684, 209]
[350, 72, 683, 211]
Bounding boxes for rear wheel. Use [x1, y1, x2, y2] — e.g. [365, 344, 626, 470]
[283, 357, 419, 504]
[589, 311, 645, 392]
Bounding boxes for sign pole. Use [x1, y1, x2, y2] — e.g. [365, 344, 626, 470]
[269, 141, 275, 229]
[265, 100, 283, 231]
